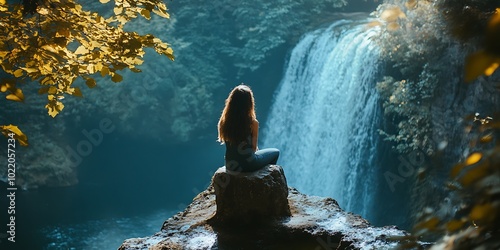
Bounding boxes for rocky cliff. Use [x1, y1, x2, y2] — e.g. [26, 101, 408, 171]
[119, 165, 405, 250]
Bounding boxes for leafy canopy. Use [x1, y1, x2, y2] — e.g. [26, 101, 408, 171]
[0, 0, 174, 145]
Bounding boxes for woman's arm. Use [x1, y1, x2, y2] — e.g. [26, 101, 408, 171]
[251, 119, 259, 152]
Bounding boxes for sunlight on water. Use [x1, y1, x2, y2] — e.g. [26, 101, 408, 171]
[263, 18, 382, 221]
[42, 209, 175, 250]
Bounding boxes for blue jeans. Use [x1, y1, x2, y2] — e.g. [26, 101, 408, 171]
[226, 148, 280, 173]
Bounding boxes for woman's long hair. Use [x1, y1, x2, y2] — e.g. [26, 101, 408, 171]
[218, 84, 256, 144]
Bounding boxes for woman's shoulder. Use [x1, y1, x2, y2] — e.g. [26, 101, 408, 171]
[252, 119, 259, 126]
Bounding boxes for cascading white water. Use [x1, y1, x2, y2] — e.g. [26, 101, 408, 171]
[262, 18, 382, 221]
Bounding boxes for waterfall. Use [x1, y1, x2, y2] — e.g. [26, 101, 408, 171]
[262, 18, 382, 221]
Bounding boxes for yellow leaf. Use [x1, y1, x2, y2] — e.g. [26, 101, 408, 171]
[111, 73, 123, 83]
[0, 0, 6, 11]
[56, 29, 70, 37]
[140, 9, 151, 20]
[46, 101, 64, 118]
[0, 125, 28, 146]
[130, 67, 142, 73]
[405, 0, 417, 9]
[37, 7, 49, 15]
[0, 85, 7, 92]
[380, 7, 405, 22]
[46, 104, 59, 118]
[113, 63, 127, 70]
[85, 78, 97, 88]
[73, 87, 83, 97]
[488, 8, 500, 31]
[152, 9, 170, 19]
[117, 15, 128, 24]
[485, 62, 499, 76]
[0, 51, 8, 59]
[48, 86, 57, 94]
[100, 66, 109, 77]
[6, 94, 22, 102]
[26, 61, 36, 67]
[23, 67, 38, 73]
[133, 58, 144, 65]
[166, 47, 174, 55]
[99, 0, 110, 3]
[95, 62, 103, 71]
[114, 7, 123, 15]
[460, 163, 489, 186]
[38, 86, 50, 94]
[446, 220, 464, 232]
[87, 63, 95, 74]
[465, 152, 482, 166]
[14, 69, 23, 77]
[75, 45, 89, 55]
[41, 77, 54, 85]
[465, 50, 497, 82]
[13, 88, 24, 101]
[415, 217, 440, 231]
[56, 101, 64, 111]
[470, 203, 494, 221]
[480, 134, 493, 143]
[367, 20, 382, 28]
[387, 22, 400, 31]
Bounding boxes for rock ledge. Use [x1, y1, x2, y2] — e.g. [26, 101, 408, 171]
[119, 165, 406, 249]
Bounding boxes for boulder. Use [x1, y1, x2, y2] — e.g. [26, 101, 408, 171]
[210, 165, 291, 224]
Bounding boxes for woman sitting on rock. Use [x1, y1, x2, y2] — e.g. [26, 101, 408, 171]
[217, 84, 280, 172]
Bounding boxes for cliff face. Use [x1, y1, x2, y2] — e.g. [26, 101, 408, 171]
[119, 166, 405, 250]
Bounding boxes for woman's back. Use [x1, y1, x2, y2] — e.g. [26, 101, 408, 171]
[218, 85, 280, 172]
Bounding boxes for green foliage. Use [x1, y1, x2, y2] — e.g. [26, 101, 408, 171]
[372, 0, 500, 155]
[373, 0, 499, 154]
[373, 2, 500, 248]
[0, 0, 174, 119]
[397, 113, 500, 249]
[373, 0, 451, 154]
[376, 67, 436, 154]
[171, 0, 346, 75]
[375, 0, 450, 70]
[226, 0, 346, 72]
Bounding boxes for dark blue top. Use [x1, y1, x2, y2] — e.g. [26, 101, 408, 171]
[224, 139, 256, 171]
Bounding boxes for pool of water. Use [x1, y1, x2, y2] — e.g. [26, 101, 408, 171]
[0, 136, 224, 250]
